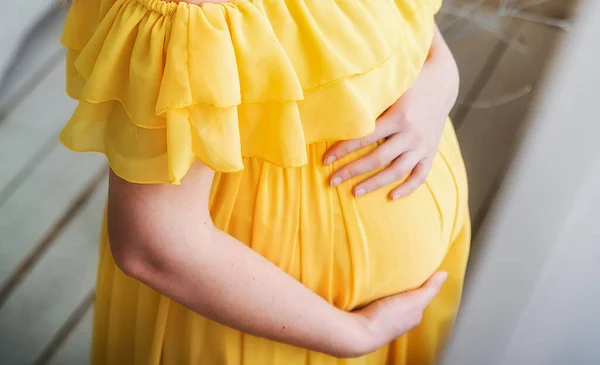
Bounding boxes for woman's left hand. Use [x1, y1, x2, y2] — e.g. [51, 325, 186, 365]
[323, 26, 460, 201]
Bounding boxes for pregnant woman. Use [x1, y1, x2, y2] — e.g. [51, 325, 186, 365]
[60, 0, 470, 363]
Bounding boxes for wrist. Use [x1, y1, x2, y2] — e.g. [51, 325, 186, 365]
[335, 312, 381, 358]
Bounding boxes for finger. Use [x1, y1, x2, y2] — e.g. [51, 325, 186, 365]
[323, 117, 399, 166]
[389, 159, 433, 200]
[413, 271, 448, 307]
[352, 151, 421, 197]
[329, 135, 410, 190]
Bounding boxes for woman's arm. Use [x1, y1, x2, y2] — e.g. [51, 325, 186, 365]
[108, 162, 446, 358]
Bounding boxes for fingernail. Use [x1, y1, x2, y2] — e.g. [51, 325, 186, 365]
[355, 188, 366, 198]
[324, 156, 336, 166]
[391, 193, 402, 201]
[330, 177, 342, 187]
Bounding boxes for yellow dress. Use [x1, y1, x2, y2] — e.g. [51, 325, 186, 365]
[60, 0, 470, 364]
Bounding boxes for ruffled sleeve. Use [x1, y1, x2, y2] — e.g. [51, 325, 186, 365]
[60, 0, 438, 184]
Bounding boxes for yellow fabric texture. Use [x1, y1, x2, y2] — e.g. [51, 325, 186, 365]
[60, 0, 470, 364]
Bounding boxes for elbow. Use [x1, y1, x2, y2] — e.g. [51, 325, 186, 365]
[107, 207, 170, 282]
[110, 236, 155, 281]
[108, 222, 212, 285]
[107, 223, 166, 283]
[111, 244, 143, 280]
[107, 205, 214, 285]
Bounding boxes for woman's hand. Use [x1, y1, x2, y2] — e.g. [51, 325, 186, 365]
[346, 271, 448, 357]
[324, 26, 460, 200]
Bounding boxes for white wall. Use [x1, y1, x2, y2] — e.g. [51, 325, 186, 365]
[499, 153, 600, 365]
[442, 0, 600, 364]
[0, 2, 55, 84]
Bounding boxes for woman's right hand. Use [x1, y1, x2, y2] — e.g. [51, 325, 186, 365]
[344, 272, 448, 357]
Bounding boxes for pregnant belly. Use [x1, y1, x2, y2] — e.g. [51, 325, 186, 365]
[208, 121, 468, 310]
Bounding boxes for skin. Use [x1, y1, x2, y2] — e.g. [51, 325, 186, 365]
[109, 0, 460, 358]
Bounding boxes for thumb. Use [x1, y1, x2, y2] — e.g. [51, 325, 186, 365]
[414, 271, 448, 307]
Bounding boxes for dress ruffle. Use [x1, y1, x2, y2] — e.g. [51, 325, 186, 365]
[60, 0, 440, 184]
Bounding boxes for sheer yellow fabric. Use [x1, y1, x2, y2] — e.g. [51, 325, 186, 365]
[61, 0, 441, 183]
[60, 1, 471, 364]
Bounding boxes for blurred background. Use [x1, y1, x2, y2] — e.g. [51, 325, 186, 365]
[0, 0, 596, 364]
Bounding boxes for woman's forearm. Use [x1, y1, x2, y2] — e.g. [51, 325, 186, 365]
[107, 166, 369, 358]
[123, 225, 365, 357]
